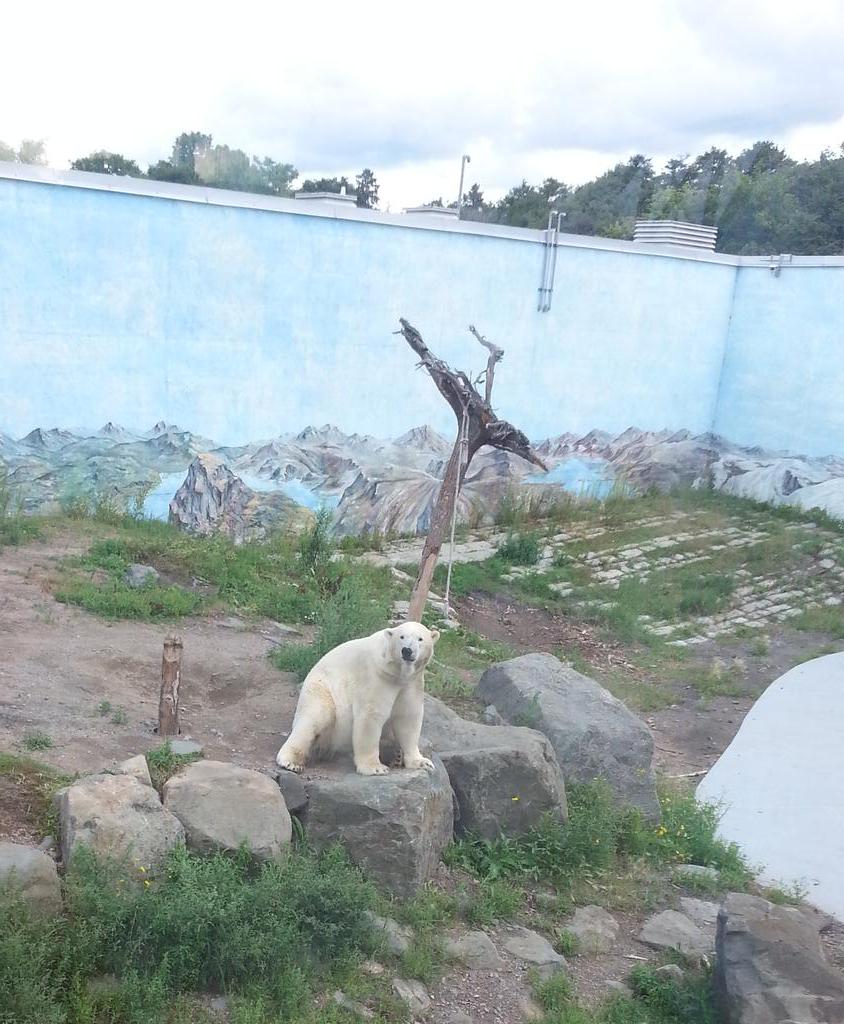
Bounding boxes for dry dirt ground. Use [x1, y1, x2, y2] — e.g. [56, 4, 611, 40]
[0, 530, 301, 787]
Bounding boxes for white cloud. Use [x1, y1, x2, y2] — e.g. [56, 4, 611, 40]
[2, 0, 842, 210]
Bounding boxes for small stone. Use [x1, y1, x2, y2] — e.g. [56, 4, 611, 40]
[167, 739, 203, 756]
[503, 925, 566, 977]
[360, 960, 385, 976]
[480, 704, 505, 726]
[671, 863, 718, 886]
[655, 964, 685, 983]
[365, 911, 413, 955]
[208, 995, 229, 1014]
[565, 905, 619, 955]
[444, 930, 502, 970]
[123, 563, 159, 588]
[605, 980, 633, 999]
[638, 910, 712, 958]
[115, 754, 153, 787]
[275, 769, 308, 814]
[0, 842, 62, 915]
[391, 978, 431, 1015]
[333, 990, 375, 1019]
[452, 1014, 474, 1024]
[678, 897, 719, 935]
[37, 836, 57, 856]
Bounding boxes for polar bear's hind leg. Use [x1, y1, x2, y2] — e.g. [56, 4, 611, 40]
[276, 683, 335, 773]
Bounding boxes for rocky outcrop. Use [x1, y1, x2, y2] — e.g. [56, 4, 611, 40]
[163, 760, 292, 861]
[715, 892, 844, 1024]
[56, 773, 184, 872]
[168, 454, 309, 541]
[421, 694, 567, 839]
[302, 758, 453, 896]
[0, 842, 62, 915]
[478, 653, 660, 821]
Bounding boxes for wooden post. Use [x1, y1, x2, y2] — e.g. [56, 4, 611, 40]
[158, 635, 183, 737]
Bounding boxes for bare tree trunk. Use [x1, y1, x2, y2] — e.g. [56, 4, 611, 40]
[158, 635, 183, 737]
[397, 319, 545, 621]
[407, 440, 464, 621]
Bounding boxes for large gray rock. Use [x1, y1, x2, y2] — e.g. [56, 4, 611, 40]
[421, 695, 567, 839]
[364, 911, 412, 955]
[478, 653, 659, 821]
[123, 564, 159, 588]
[679, 897, 720, 937]
[391, 978, 431, 1015]
[163, 760, 291, 861]
[0, 842, 62, 915]
[302, 757, 453, 896]
[715, 892, 844, 1024]
[115, 755, 153, 787]
[638, 909, 714, 959]
[56, 773, 184, 872]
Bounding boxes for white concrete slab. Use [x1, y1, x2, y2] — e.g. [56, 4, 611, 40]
[697, 653, 844, 920]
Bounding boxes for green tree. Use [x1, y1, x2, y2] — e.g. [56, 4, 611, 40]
[300, 176, 355, 194]
[71, 151, 143, 176]
[0, 139, 46, 164]
[355, 168, 379, 208]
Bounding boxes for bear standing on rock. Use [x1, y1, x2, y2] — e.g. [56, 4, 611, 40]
[276, 622, 440, 776]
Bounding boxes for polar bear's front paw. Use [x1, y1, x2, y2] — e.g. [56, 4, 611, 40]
[405, 755, 436, 772]
[276, 748, 305, 774]
[356, 762, 391, 776]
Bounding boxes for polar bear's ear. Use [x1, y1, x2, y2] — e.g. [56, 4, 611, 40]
[385, 628, 394, 637]
[430, 628, 441, 644]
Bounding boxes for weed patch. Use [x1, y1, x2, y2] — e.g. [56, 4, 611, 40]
[145, 741, 203, 790]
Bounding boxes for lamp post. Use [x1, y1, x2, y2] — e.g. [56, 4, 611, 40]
[457, 154, 471, 216]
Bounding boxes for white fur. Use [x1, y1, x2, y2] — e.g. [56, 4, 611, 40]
[276, 621, 440, 776]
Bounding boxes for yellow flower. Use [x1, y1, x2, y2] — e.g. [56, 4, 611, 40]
[144, 880, 151, 888]
[511, 796, 520, 802]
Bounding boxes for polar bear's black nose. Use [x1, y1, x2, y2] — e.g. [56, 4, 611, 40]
[401, 646, 414, 661]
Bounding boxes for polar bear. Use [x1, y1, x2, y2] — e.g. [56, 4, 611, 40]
[276, 621, 440, 776]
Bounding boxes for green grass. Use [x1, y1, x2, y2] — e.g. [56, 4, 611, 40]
[55, 577, 204, 621]
[0, 752, 71, 838]
[498, 531, 542, 565]
[271, 571, 393, 680]
[464, 879, 521, 925]
[793, 605, 844, 638]
[145, 741, 203, 790]
[445, 780, 752, 892]
[22, 731, 54, 752]
[0, 843, 376, 1024]
[0, 467, 41, 548]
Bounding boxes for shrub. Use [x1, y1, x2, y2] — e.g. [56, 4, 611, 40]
[498, 532, 541, 565]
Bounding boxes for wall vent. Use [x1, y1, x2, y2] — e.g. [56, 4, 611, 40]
[634, 220, 718, 251]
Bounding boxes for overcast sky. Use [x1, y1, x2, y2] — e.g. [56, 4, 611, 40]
[3, 0, 843, 210]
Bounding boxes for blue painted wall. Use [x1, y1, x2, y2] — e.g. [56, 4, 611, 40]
[0, 177, 737, 445]
[713, 265, 844, 457]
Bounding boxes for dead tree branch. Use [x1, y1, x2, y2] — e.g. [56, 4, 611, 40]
[397, 318, 546, 620]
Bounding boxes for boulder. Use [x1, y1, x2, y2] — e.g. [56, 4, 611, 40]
[124, 564, 159, 588]
[715, 892, 844, 1024]
[163, 760, 291, 861]
[672, 863, 719, 886]
[564, 905, 619, 955]
[56, 773, 184, 872]
[421, 695, 567, 839]
[655, 964, 685, 983]
[638, 909, 713, 959]
[0, 842, 62, 915]
[444, 930, 503, 970]
[115, 755, 153, 787]
[502, 925, 566, 979]
[478, 653, 659, 821]
[302, 757, 453, 896]
[168, 739, 203, 756]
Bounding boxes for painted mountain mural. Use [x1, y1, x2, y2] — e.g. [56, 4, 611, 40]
[2, 421, 844, 537]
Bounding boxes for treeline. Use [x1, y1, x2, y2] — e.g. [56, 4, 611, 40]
[451, 142, 844, 255]
[0, 131, 380, 210]
[3, 133, 843, 253]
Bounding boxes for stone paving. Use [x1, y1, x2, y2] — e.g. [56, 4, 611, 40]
[366, 508, 844, 646]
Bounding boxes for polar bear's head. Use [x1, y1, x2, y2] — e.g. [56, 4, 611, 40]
[386, 621, 440, 670]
